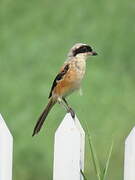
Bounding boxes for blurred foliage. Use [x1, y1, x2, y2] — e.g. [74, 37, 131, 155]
[0, 0, 135, 179]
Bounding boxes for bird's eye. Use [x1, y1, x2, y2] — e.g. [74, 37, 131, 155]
[82, 47, 87, 52]
[79, 46, 88, 53]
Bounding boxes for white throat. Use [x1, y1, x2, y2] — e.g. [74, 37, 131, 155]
[74, 54, 87, 79]
[76, 53, 88, 61]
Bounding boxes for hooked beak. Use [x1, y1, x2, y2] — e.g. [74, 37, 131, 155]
[91, 51, 98, 56]
[87, 51, 98, 56]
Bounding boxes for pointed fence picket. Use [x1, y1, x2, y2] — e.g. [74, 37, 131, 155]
[124, 127, 135, 180]
[0, 114, 13, 180]
[53, 113, 85, 180]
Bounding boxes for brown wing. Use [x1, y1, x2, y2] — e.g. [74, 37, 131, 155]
[48, 64, 69, 98]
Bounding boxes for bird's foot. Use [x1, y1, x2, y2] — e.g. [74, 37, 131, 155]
[68, 107, 75, 119]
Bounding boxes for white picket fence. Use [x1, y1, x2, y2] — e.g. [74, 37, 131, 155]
[0, 113, 135, 180]
[53, 113, 85, 180]
[0, 114, 13, 180]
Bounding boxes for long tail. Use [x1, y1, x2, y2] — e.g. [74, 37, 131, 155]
[32, 98, 56, 136]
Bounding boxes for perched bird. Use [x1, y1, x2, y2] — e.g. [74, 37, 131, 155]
[32, 43, 97, 136]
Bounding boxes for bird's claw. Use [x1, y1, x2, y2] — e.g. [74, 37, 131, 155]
[68, 108, 75, 119]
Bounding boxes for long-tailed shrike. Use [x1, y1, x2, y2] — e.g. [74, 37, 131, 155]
[32, 43, 97, 136]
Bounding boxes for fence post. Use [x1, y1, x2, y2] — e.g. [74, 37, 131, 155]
[124, 127, 135, 180]
[0, 114, 13, 180]
[53, 113, 85, 180]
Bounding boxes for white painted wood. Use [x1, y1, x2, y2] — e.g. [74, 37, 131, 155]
[0, 114, 13, 180]
[124, 127, 135, 180]
[53, 113, 85, 180]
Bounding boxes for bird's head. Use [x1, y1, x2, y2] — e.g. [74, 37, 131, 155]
[68, 43, 98, 60]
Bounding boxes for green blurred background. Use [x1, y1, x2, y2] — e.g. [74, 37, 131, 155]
[0, 0, 135, 179]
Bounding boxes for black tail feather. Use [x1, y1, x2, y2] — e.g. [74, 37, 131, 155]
[32, 98, 56, 136]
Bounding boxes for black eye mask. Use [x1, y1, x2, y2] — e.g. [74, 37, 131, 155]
[73, 45, 92, 56]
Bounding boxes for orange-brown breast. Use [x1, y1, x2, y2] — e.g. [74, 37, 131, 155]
[53, 68, 80, 97]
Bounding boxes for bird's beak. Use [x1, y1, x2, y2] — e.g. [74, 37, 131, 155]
[91, 51, 98, 56]
[87, 51, 98, 56]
